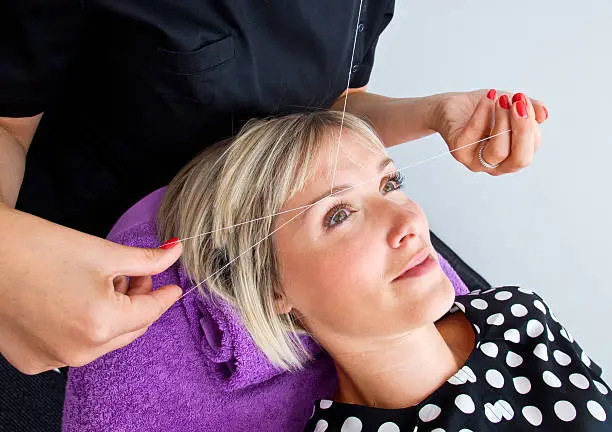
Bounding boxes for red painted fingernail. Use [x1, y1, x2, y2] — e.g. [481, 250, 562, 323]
[516, 100, 528, 119]
[512, 93, 526, 104]
[160, 237, 179, 249]
[486, 89, 497, 100]
[499, 95, 510, 110]
[543, 106, 549, 120]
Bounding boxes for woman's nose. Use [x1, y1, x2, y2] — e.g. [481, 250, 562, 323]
[386, 206, 422, 249]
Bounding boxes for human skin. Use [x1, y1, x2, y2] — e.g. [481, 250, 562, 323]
[274, 132, 476, 409]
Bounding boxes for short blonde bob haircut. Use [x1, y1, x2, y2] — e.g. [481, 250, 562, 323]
[158, 111, 387, 371]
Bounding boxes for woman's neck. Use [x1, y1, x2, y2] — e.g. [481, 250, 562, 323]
[330, 314, 474, 409]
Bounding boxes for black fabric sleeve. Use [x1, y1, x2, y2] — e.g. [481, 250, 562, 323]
[349, 0, 395, 89]
[0, 0, 86, 117]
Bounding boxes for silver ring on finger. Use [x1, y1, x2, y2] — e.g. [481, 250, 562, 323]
[478, 142, 500, 169]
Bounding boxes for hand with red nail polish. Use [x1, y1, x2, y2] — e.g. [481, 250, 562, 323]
[0, 206, 184, 374]
[160, 237, 179, 250]
[499, 95, 510, 110]
[432, 88, 545, 175]
[516, 100, 528, 119]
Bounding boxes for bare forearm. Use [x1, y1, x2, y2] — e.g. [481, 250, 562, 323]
[0, 126, 27, 208]
[331, 92, 443, 147]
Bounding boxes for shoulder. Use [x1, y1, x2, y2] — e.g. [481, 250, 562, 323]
[453, 286, 553, 341]
[454, 286, 549, 319]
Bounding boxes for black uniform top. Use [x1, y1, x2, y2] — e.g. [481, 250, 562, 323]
[305, 287, 612, 431]
[0, 0, 394, 236]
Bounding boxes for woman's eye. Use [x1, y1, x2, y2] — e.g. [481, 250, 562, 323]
[328, 208, 351, 227]
[382, 179, 401, 193]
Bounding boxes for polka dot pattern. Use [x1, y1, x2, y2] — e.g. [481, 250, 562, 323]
[418, 404, 441, 422]
[506, 351, 523, 368]
[526, 319, 544, 338]
[554, 400, 577, 422]
[522, 406, 543, 426]
[307, 287, 610, 432]
[587, 400, 607, 421]
[454, 394, 475, 414]
[581, 351, 591, 367]
[560, 327, 574, 343]
[534, 299, 547, 315]
[485, 369, 505, 388]
[487, 313, 505, 326]
[340, 417, 362, 432]
[320, 400, 333, 409]
[504, 328, 520, 343]
[377, 422, 400, 432]
[513, 376, 532, 394]
[594, 380, 609, 395]
[314, 419, 328, 432]
[480, 342, 498, 358]
[511, 304, 528, 317]
[569, 373, 590, 390]
[470, 299, 488, 310]
[533, 343, 549, 361]
[495, 291, 512, 301]
[542, 370, 561, 388]
[553, 350, 571, 366]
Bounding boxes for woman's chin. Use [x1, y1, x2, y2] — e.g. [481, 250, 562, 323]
[399, 266, 456, 322]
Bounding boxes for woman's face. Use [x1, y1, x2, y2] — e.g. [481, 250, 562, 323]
[273, 132, 455, 344]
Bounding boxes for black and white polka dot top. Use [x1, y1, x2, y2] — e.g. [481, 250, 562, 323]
[304, 286, 611, 431]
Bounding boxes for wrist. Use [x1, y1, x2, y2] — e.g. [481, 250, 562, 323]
[423, 93, 451, 134]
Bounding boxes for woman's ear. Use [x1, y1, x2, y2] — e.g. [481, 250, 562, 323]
[274, 294, 293, 315]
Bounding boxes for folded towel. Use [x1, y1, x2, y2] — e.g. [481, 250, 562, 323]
[63, 208, 471, 432]
[107, 187, 469, 390]
[179, 251, 467, 390]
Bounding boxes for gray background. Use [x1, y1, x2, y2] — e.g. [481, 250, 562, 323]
[368, 1, 612, 376]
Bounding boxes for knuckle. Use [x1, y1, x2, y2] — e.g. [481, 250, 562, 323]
[82, 316, 111, 345]
[488, 146, 510, 161]
[66, 350, 94, 368]
[142, 247, 160, 264]
[515, 158, 533, 169]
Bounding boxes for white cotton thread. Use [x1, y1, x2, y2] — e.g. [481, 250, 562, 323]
[161, 128, 512, 250]
[330, 0, 365, 195]
[176, 203, 311, 301]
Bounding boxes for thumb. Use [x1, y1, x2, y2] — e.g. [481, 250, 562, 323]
[116, 284, 183, 334]
[111, 240, 183, 277]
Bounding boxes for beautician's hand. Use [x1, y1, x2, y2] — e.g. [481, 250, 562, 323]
[433, 89, 548, 175]
[0, 205, 183, 374]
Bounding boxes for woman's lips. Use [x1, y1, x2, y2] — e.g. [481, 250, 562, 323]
[393, 251, 437, 281]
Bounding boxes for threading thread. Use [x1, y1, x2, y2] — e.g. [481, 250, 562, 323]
[172, 129, 511, 301]
[162, 129, 511, 249]
[330, 0, 365, 195]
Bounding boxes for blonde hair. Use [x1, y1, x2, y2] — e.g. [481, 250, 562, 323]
[158, 111, 386, 370]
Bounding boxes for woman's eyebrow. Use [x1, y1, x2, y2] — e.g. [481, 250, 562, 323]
[304, 156, 395, 209]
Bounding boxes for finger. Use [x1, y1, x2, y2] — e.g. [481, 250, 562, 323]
[482, 94, 512, 168]
[524, 96, 543, 152]
[453, 89, 496, 163]
[519, 93, 536, 120]
[529, 97, 548, 124]
[112, 284, 183, 335]
[498, 98, 535, 171]
[126, 275, 153, 296]
[111, 240, 183, 277]
[521, 95, 543, 153]
[89, 327, 149, 363]
[113, 275, 129, 294]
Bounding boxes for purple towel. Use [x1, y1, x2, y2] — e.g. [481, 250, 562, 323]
[62, 192, 469, 431]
